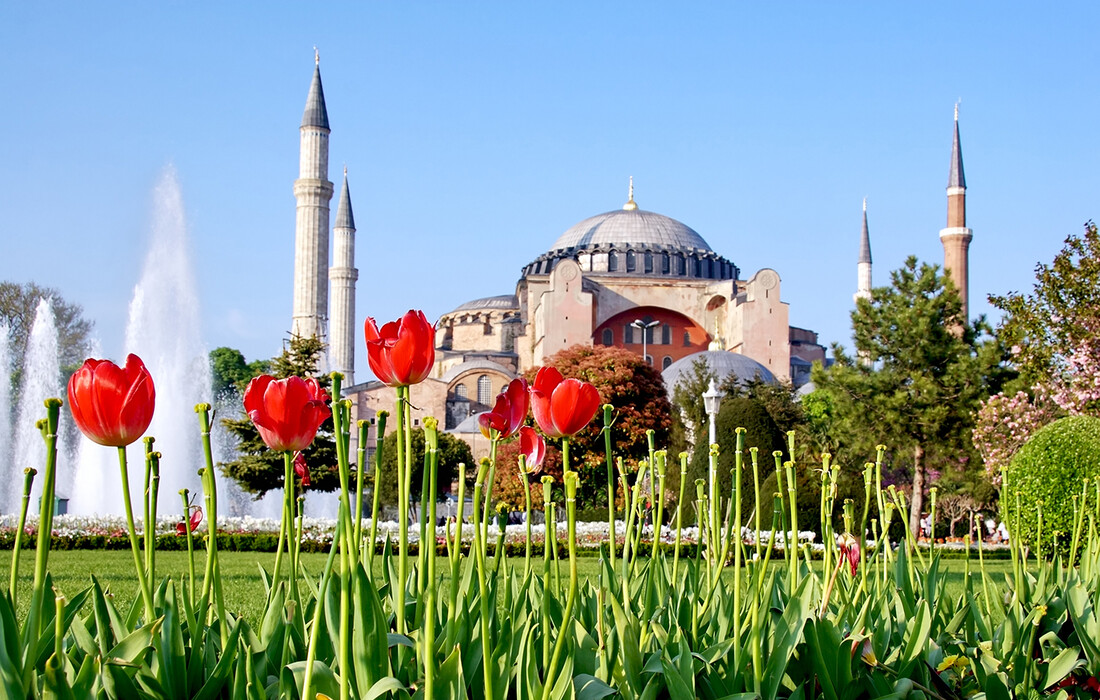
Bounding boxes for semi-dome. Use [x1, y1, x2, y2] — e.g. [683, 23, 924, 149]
[662, 351, 777, 397]
[549, 208, 713, 254]
[446, 295, 519, 315]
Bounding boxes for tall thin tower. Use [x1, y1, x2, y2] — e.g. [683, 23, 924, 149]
[291, 52, 334, 340]
[329, 167, 358, 383]
[939, 104, 972, 319]
[855, 197, 872, 303]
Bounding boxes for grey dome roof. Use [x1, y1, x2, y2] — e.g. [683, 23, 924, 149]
[662, 351, 776, 396]
[447, 295, 519, 315]
[549, 209, 713, 254]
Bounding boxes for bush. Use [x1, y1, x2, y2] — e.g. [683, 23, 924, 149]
[1004, 415, 1100, 555]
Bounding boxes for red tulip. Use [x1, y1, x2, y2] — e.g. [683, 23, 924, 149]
[294, 451, 311, 488]
[244, 375, 331, 452]
[176, 506, 203, 536]
[478, 378, 529, 439]
[838, 533, 860, 576]
[529, 366, 601, 439]
[363, 310, 436, 387]
[518, 426, 546, 473]
[67, 354, 156, 447]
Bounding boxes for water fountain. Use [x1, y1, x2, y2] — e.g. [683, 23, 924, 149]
[0, 324, 13, 511]
[9, 300, 64, 514]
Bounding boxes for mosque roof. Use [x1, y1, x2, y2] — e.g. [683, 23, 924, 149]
[447, 295, 519, 314]
[549, 208, 713, 254]
[661, 351, 776, 395]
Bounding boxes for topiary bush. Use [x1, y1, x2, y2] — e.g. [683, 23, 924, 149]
[1004, 415, 1100, 556]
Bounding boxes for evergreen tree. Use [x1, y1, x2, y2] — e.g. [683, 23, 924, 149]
[218, 336, 340, 498]
[812, 257, 1002, 535]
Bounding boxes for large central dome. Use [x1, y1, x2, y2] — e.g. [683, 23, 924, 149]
[549, 208, 713, 254]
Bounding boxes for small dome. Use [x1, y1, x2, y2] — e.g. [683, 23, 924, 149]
[549, 209, 713, 254]
[662, 351, 776, 396]
[446, 295, 519, 315]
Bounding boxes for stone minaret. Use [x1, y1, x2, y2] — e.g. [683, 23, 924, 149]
[854, 197, 872, 303]
[329, 167, 358, 383]
[291, 52, 334, 341]
[939, 105, 972, 318]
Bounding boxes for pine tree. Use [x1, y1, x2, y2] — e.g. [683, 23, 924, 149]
[218, 336, 340, 498]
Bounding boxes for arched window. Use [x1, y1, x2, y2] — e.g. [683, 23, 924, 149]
[661, 253, 670, 274]
[477, 375, 492, 405]
[455, 384, 468, 400]
[626, 251, 636, 272]
[602, 328, 614, 346]
[608, 251, 619, 272]
[661, 324, 671, 345]
[644, 252, 653, 273]
[624, 324, 634, 344]
[662, 356, 673, 370]
[683, 331, 692, 347]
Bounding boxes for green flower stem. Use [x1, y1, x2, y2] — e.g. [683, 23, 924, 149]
[651, 451, 667, 560]
[196, 404, 228, 645]
[818, 456, 830, 575]
[784, 460, 800, 591]
[417, 428, 432, 599]
[691, 479, 705, 643]
[269, 451, 293, 599]
[751, 448, 761, 561]
[117, 444, 155, 623]
[859, 463, 873, 593]
[28, 402, 61, 644]
[732, 429, 744, 674]
[302, 505, 345, 700]
[423, 420, 440, 700]
[143, 438, 154, 587]
[180, 489, 196, 605]
[9, 467, 36, 602]
[368, 410, 388, 566]
[354, 419, 369, 555]
[394, 385, 409, 635]
[541, 476, 554, 668]
[330, 376, 356, 564]
[481, 437, 500, 558]
[541, 471, 579, 700]
[148, 450, 161, 589]
[471, 458, 494, 700]
[646, 429, 657, 548]
[619, 458, 636, 581]
[602, 405, 616, 569]
[672, 452, 687, 582]
[520, 455, 533, 580]
[445, 462, 466, 648]
[929, 487, 939, 555]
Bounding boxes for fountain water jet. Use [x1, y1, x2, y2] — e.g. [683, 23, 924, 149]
[0, 325, 13, 511]
[10, 300, 64, 513]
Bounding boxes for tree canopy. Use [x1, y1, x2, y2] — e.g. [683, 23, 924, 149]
[218, 336, 339, 497]
[0, 281, 94, 375]
[812, 257, 1003, 534]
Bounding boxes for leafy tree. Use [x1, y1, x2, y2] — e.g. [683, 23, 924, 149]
[812, 257, 1002, 535]
[375, 428, 474, 508]
[218, 336, 339, 497]
[523, 345, 673, 508]
[209, 347, 270, 397]
[0, 281, 93, 375]
[989, 221, 1100, 388]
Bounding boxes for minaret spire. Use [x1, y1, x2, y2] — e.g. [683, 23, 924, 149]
[940, 103, 973, 319]
[330, 168, 358, 383]
[292, 54, 334, 342]
[855, 198, 872, 303]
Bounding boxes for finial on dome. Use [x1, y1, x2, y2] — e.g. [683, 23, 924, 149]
[314, 47, 320, 65]
[343, 164, 347, 177]
[863, 196, 867, 212]
[954, 100, 959, 121]
[708, 317, 725, 351]
[623, 176, 638, 211]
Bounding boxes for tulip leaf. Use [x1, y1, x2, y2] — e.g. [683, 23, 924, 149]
[575, 673, 617, 700]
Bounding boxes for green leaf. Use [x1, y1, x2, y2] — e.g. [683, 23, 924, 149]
[575, 673, 618, 700]
[1041, 647, 1082, 692]
[284, 658, 341, 700]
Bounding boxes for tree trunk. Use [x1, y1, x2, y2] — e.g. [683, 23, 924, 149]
[909, 444, 925, 537]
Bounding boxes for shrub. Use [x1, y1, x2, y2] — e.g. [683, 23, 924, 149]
[1004, 415, 1100, 555]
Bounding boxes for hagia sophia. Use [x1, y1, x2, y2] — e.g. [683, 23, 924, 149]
[287, 58, 972, 459]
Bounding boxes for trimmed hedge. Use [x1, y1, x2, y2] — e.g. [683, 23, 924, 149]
[1004, 415, 1100, 555]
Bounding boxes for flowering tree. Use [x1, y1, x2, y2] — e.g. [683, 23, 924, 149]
[972, 389, 1059, 482]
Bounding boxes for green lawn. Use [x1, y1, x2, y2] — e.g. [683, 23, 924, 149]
[1, 549, 1014, 629]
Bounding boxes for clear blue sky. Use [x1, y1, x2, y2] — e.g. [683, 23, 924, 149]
[2, 3, 1097, 381]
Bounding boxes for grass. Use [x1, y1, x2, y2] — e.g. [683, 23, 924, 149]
[1, 549, 1014, 629]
